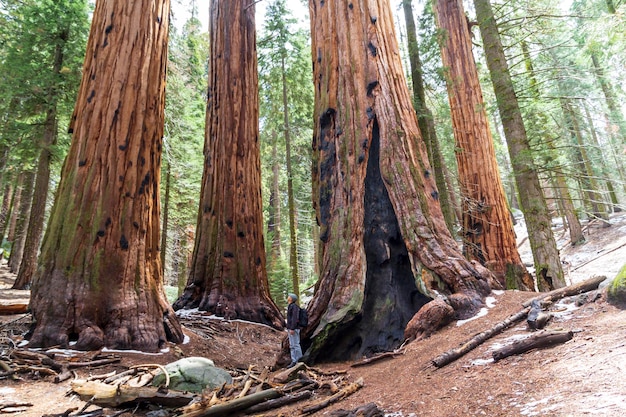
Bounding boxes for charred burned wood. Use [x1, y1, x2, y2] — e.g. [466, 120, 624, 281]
[301, 377, 364, 415]
[492, 330, 573, 362]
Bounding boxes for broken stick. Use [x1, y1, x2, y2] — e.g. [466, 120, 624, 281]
[431, 275, 606, 368]
[350, 350, 403, 367]
[301, 377, 364, 415]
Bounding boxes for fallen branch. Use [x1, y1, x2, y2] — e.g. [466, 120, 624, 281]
[492, 330, 573, 362]
[301, 377, 364, 415]
[244, 390, 313, 413]
[71, 380, 194, 407]
[178, 387, 283, 417]
[0, 302, 28, 315]
[431, 306, 531, 368]
[522, 275, 607, 307]
[271, 362, 307, 384]
[432, 275, 606, 368]
[350, 350, 403, 368]
[0, 401, 34, 410]
[570, 243, 626, 271]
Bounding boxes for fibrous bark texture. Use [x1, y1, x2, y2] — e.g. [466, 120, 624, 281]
[173, 0, 284, 329]
[305, 0, 493, 363]
[29, 0, 183, 352]
[433, 0, 528, 287]
[473, 0, 563, 290]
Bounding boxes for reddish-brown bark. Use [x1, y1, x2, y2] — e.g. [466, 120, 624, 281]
[29, 0, 183, 352]
[173, 0, 284, 329]
[433, 0, 530, 288]
[299, 0, 494, 364]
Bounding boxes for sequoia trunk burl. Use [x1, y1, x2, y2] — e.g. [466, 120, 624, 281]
[302, 0, 494, 363]
[29, 0, 183, 352]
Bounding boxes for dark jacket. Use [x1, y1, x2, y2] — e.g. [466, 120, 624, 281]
[286, 302, 299, 330]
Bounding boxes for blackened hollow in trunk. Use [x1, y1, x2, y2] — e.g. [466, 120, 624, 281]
[314, 121, 430, 361]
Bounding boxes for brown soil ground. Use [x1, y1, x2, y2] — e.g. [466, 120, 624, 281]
[1, 214, 625, 416]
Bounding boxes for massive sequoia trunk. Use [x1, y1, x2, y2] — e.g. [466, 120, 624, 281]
[473, 0, 564, 290]
[173, 0, 284, 329]
[303, 0, 493, 364]
[433, 0, 529, 288]
[29, 0, 183, 352]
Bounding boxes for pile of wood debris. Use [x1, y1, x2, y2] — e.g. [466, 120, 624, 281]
[0, 338, 382, 417]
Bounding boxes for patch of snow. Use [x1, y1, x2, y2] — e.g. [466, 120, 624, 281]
[44, 348, 79, 357]
[101, 347, 165, 355]
[176, 308, 201, 318]
[491, 289, 505, 296]
[485, 296, 497, 308]
[182, 333, 190, 344]
[551, 300, 580, 319]
[176, 309, 279, 331]
[487, 333, 529, 352]
[519, 395, 559, 416]
[457, 307, 489, 326]
[469, 358, 494, 366]
[384, 413, 416, 417]
[0, 387, 16, 395]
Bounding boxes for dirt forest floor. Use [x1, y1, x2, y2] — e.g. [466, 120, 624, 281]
[1, 213, 625, 417]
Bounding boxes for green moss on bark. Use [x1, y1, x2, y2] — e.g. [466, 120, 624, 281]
[608, 264, 626, 305]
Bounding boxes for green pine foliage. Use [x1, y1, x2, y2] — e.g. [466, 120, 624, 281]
[258, 0, 315, 303]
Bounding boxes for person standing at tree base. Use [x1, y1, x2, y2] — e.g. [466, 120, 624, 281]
[286, 293, 302, 367]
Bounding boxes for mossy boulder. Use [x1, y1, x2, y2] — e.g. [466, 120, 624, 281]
[152, 357, 232, 393]
[607, 264, 626, 306]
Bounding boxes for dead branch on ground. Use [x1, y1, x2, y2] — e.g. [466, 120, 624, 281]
[492, 330, 573, 362]
[432, 275, 606, 368]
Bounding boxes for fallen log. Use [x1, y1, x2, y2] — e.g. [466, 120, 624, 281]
[0, 302, 28, 315]
[492, 330, 573, 362]
[301, 377, 364, 415]
[244, 390, 313, 413]
[431, 306, 531, 368]
[178, 387, 283, 417]
[432, 275, 606, 368]
[350, 350, 403, 368]
[522, 275, 607, 307]
[70, 380, 194, 407]
[271, 361, 307, 384]
[0, 401, 34, 411]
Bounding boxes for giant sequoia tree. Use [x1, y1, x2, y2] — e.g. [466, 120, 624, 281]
[173, 0, 284, 329]
[29, 0, 183, 351]
[433, 0, 531, 289]
[302, 0, 494, 363]
[473, 0, 564, 290]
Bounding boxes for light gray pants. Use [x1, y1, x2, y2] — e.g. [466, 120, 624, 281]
[288, 329, 302, 364]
